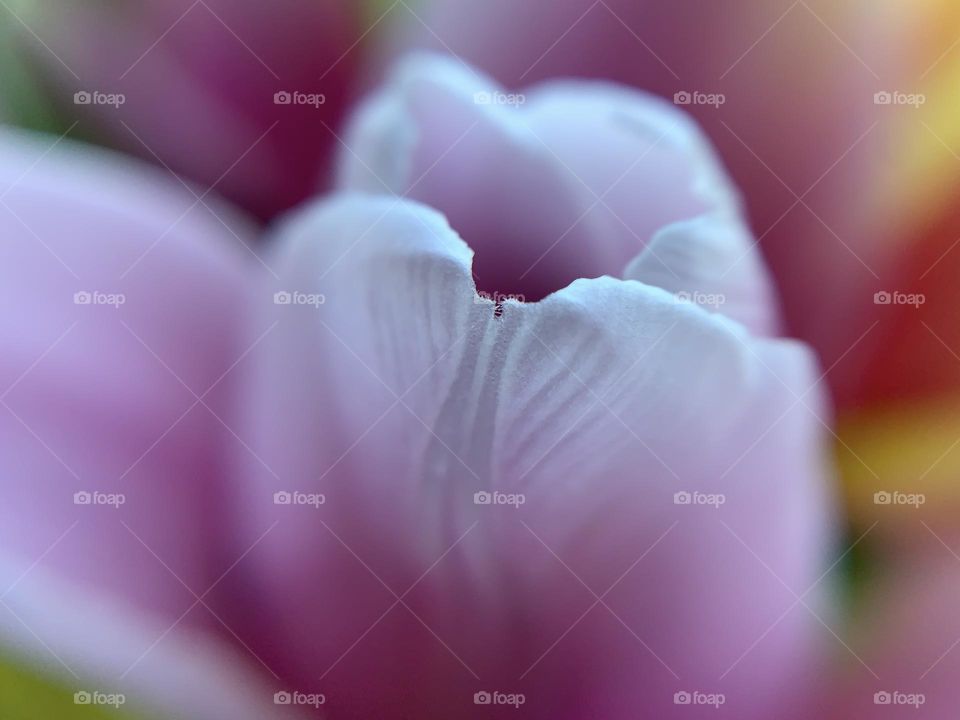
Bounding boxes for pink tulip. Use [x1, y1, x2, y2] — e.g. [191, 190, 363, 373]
[390, 0, 929, 409]
[18, 0, 364, 220]
[0, 55, 835, 718]
[233, 55, 835, 718]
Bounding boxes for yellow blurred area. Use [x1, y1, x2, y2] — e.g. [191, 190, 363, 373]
[873, 0, 960, 240]
[0, 652, 146, 719]
[837, 396, 960, 533]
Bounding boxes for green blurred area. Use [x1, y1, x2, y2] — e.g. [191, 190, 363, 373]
[0, 6, 68, 133]
[365, 0, 410, 22]
[0, 653, 147, 719]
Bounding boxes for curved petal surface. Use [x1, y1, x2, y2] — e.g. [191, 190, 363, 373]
[236, 194, 833, 719]
[0, 127, 253, 631]
[339, 53, 776, 329]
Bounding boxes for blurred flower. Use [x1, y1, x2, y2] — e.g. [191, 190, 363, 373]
[233, 55, 835, 718]
[836, 1, 960, 411]
[11, 0, 365, 220]
[0, 126, 293, 718]
[825, 549, 960, 718]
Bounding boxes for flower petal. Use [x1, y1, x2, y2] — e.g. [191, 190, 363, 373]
[237, 193, 833, 718]
[624, 215, 776, 335]
[395, 0, 915, 408]
[0, 127, 251, 628]
[340, 52, 774, 331]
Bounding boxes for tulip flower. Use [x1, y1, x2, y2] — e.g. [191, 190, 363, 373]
[12, 0, 365, 220]
[393, 0, 960, 565]
[391, 0, 947, 409]
[0, 56, 835, 718]
[234, 55, 835, 718]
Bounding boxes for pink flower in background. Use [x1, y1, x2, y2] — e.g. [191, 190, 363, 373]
[16, 0, 364, 220]
[232, 55, 835, 718]
[824, 549, 960, 718]
[0, 126, 286, 718]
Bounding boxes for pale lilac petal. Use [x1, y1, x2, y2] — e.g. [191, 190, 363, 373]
[232, 196, 478, 709]
[625, 215, 777, 335]
[341, 53, 774, 333]
[237, 194, 833, 718]
[341, 54, 606, 302]
[0, 127, 251, 625]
